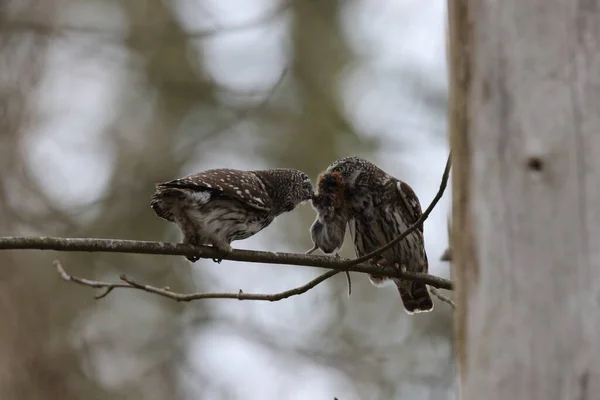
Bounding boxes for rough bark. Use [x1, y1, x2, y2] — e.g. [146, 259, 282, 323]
[449, 0, 600, 399]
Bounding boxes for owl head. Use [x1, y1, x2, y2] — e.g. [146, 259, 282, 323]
[253, 168, 314, 215]
[317, 171, 345, 193]
[324, 156, 384, 188]
[313, 171, 347, 210]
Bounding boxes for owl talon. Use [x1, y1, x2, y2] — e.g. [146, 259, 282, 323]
[183, 237, 201, 263]
[211, 243, 232, 264]
[393, 263, 407, 274]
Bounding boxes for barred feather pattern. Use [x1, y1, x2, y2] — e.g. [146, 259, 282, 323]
[152, 188, 272, 255]
[349, 207, 432, 314]
[325, 156, 433, 314]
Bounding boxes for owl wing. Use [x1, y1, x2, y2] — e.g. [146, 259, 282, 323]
[390, 178, 424, 233]
[157, 169, 272, 212]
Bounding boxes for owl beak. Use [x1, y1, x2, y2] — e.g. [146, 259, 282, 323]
[301, 191, 313, 201]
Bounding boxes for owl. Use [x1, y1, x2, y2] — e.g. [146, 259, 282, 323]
[306, 171, 348, 257]
[151, 168, 313, 262]
[324, 157, 433, 314]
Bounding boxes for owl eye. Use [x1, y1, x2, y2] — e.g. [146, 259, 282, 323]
[332, 167, 342, 173]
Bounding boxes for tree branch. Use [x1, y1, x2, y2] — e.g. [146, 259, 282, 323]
[430, 288, 456, 309]
[0, 236, 453, 290]
[0, 153, 454, 298]
[55, 260, 340, 302]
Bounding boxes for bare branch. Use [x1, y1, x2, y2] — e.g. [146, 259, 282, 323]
[344, 153, 452, 266]
[344, 271, 352, 297]
[55, 260, 340, 302]
[430, 288, 456, 309]
[0, 236, 453, 290]
[1, 153, 455, 293]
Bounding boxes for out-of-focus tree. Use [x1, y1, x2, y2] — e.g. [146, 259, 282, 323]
[0, 0, 453, 399]
[0, 0, 220, 398]
[450, 0, 600, 399]
[0, 1, 117, 399]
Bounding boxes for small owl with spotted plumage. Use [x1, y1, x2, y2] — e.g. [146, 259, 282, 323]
[324, 156, 434, 314]
[306, 171, 348, 257]
[151, 168, 313, 262]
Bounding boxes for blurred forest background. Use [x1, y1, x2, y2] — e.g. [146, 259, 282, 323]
[0, 0, 452, 399]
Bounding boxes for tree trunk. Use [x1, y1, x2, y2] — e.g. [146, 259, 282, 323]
[448, 0, 600, 399]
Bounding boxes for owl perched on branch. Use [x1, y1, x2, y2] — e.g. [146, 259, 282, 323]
[151, 168, 313, 262]
[324, 157, 433, 314]
[306, 171, 348, 257]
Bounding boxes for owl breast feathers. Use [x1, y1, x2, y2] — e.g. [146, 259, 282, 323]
[151, 168, 313, 262]
[324, 156, 434, 314]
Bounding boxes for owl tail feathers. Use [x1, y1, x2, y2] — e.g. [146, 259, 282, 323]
[394, 280, 434, 314]
[150, 187, 189, 222]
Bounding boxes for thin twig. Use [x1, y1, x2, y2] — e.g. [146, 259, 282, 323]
[344, 153, 452, 266]
[440, 248, 452, 262]
[430, 288, 455, 309]
[345, 271, 352, 297]
[55, 260, 341, 302]
[0, 237, 453, 290]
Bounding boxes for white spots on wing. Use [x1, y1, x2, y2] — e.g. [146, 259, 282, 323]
[205, 183, 212, 188]
[244, 189, 250, 194]
[254, 197, 264, 205]
[233, 187, 239, 190]
[220, 179, 225, 182]
[396, 182, 404, 198]
[236, 190, 242, 196]
[253, 173, 268, 192]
